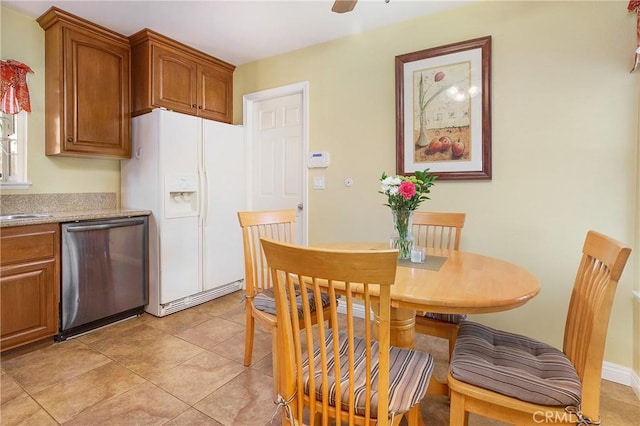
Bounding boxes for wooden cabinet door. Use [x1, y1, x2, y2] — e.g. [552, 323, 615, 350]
[198, 63, 233, 123]
[152, 45, 198, 116]
[0, 260, 58, 351]
[0, 224, 60, 352]
[62, 27, 131, 158]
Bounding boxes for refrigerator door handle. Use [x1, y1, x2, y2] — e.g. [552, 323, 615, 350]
[200, 168, 208, 225]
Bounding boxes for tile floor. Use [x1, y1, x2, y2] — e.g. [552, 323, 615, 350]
[1, 291, 638, 425]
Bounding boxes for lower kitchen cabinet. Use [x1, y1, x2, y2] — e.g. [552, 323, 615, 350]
[0, 224, 60, 352]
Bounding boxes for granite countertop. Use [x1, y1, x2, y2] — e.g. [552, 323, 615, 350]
[0, 192, 152, 228]
[0, 209, 152, 228]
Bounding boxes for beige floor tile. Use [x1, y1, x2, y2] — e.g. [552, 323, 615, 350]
[1, 393, 57, 425]
[250, 349, 275, 378]
[76, 314, 147, 345]
[467, 413, 511, 425]
[0, 374, 26, 405]
[1, 338, 86, 372]
[148, 351, 245, 405]
[191, 293, 245, 318]
[413, 333, 450, 382]
[219, 305, 248, 326]
[85, 323, 168, 358]
[174, 317, 245, 352]
[599, 393, 640, 425]
[1, 290, 638, 425]
[144, 307, 214, 335]
[64, 381, 189, 426]
[600, 379, 640, 407]
[211, 326, 273, 366]
[32, 361, 146, 423]
[7, 340, 111, 394]
[116, 334, 205, 378]
[194, 368, 279, 425]
[164, 408, 224, 425]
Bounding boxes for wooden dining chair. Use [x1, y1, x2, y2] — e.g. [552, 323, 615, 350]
[238, 209, 333, 370]
[447, 230, 631, 425]
[411, 211, 467, 359]
[261, 238, 434, 426]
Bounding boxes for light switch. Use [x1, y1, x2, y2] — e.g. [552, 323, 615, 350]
[313, 176, 325, 190]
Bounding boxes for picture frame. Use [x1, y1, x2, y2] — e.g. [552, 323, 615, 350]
[395, 36, 492, 180]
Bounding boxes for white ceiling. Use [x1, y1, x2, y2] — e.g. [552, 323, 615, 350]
[3, 0, 472, 65]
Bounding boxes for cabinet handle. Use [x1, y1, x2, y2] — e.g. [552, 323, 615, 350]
[67, 137, 74, 142]
[192, 104, 197, 108]
[198, 106, 202, 109]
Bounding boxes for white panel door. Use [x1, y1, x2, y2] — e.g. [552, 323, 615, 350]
[251, 92, 305, 244]
[202, 119, 246, 290]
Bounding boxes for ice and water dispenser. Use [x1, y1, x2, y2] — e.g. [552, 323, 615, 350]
[165, 174, 199, 218]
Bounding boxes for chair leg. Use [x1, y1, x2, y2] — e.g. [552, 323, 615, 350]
[405, 404, 422, 426]
[270, 327, 280, 402]
[243, 309, 255, 366]
[448, 330, 457, 361]
[449, 390, 469, 426]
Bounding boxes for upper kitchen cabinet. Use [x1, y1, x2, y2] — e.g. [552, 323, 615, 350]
[129, 29, 234, 123]
[37, 7, 131, 159]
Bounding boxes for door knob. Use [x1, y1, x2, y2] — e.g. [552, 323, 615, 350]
[297, 204, 303, 211]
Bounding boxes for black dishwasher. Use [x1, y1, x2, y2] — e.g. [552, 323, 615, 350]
[57, 216, 148, 340]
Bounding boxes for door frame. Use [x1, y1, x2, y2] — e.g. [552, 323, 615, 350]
[242, 81, 309, 245]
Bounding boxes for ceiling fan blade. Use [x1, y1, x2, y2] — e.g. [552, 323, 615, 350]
[332, 0, 358, 14]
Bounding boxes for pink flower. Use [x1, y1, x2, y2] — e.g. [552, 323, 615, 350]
[434, 71, 445, 82]
[398, 181, 416, 200]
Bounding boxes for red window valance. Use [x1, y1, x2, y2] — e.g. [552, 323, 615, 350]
[629, 1, 640, 72]
[0, 60, 34, 114]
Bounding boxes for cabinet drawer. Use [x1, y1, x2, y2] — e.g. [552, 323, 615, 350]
[1, 224, 59, 266]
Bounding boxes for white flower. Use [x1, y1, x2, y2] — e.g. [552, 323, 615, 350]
[380, 176, 401, 194]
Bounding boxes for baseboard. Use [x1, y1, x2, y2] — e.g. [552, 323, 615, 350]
[148, 280, 243, 317]
[630, 367, 640, 400]
[337, 299, 370, 319]
[603, 362, 640, 400]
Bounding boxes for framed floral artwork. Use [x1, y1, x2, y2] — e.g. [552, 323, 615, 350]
[395, 36, 492, 180]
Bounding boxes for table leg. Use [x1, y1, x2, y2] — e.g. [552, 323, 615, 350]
[371, 303, 450, 397]
[371, 304, 416, 349]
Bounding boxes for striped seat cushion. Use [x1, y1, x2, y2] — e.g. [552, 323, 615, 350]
[450, 321, 581, 406]
[422, 312, 468, 324]
[253, 286, 333, 317]
[303, 331, 434, 418]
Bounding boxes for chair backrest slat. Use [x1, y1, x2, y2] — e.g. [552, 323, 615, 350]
[411, 211, 466, 250]
[238, 210, 296, 296]
[562, 230, 631, 416]
[262, 238, 398, 425]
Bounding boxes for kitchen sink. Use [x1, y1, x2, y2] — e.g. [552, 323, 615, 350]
[0, 213, 53, 220]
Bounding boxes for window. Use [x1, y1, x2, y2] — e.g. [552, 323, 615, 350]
[0, 110, 29, 189]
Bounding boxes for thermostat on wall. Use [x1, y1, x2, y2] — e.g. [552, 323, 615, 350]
[307, 151, 329, 169]
[308, 151, 330, 168]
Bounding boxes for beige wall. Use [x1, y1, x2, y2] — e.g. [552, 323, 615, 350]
[1, 1, 638, 373]
[0, 6, 120, 196]
[234, 1, 640, 370]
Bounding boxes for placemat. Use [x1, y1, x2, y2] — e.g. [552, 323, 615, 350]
[398, 255, 447, 271]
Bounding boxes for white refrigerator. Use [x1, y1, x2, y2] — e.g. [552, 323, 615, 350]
[121, 109, 245, 316]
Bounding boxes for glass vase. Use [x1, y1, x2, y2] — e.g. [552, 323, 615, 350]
[390, 209, 414, 259]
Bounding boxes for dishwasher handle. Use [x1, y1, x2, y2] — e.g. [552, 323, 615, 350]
[65, 218, 146, 232]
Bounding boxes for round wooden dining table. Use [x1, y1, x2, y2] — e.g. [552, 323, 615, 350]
[316, 242, 541, 349]
[315, 242, 540, 396]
